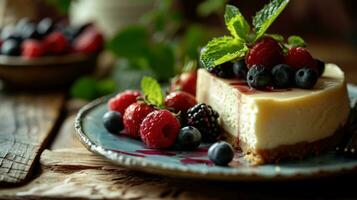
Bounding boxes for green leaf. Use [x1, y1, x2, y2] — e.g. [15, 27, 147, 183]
[287, 35, 306, 47]
[141, 76, 164, 107]
[253, 0, 290, 40]
[200, 36, 248, 68]
[70, 77, 98, 100]
[148, 42, 175, 82]
[198, 0, 226, 17]
[264, 33, 284, 42]
[224, 5, 250, 41]
[96, 79, 117, 97]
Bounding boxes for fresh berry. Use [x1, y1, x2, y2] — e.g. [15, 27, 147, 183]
[207, 62, 234, 78]
[140, 110, 180, 148]
[1, 39, 20, 56]
[233, 59, 248, 79]
[123, 103, 155, 138]
[315, 59, 325, 76]
[175, 126, 202, 150]
[37, 18, 54, 37]
[208, 141, 234, 166]
[102, 111, 124, 134]
[295, 67, 318, 89]
[2, 31, 23, 43]
[245, 37, 283, 69]
[271, 64, 295, 88]
[15, 18, 30, 33]
[73, 27, 104, 54]
[170, 71, 197, 96]
[108, 90, 141, 115]
[1, 25, 17, 40]
[186, 103, 220, 142]
[44, 32, 69, 54]
[246, 64, 272, 89]
[165, 91, 197, 113]
[284, 47, 316, 70]
[21, 39, 47, 58]
[21, 22, 40, 39]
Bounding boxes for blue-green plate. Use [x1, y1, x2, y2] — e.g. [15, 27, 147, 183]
[75, 84, 357, 181]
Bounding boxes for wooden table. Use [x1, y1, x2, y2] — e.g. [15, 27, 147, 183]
[0, 41, 356, 199]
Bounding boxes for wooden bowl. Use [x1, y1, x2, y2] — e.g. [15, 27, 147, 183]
[0, 53, 98, 90]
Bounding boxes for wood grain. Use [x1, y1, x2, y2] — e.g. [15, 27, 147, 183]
[0, 93, 64, 185]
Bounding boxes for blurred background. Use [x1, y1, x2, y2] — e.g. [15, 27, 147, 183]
[0, 0, 356, 100]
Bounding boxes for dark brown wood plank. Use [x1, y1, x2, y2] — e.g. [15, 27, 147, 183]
[0, 93, 64, 185]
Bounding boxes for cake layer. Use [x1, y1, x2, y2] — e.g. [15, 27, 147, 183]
[196, 64, 350, 153]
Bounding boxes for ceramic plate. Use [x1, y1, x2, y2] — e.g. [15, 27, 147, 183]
[75, 84, 357, 181]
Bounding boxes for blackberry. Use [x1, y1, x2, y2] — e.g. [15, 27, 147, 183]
[186, 103, 220, 142]
[207, 62, 234, 78]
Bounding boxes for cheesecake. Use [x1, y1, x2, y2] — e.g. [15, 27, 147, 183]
[196, 64, 350, 164]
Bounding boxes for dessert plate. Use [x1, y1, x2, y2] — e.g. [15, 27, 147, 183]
[75, 84, 357, 181]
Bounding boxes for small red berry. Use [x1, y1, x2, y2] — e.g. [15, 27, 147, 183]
[123, 103, 155, 138]
[43, 32, 69, 55]
[284, 47, 317, 70]
[245, 37, 283, 69]
[21, 39, 46, 58]
[171, 71, 197, 96]
[165, 91, 197, 113]
[108, 90, 141, 115]
[140, 110, 180, 149]
[74, 27, 104, 54]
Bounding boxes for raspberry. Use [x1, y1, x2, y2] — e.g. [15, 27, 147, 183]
[186, 103, 220, 142]
[165, 91, 197, 113]
[108, 90, 141, 115]
[21, 39, 47, 58]
[140, 110, 180, 148]
[74, 27, 104, 54]
[284, 47, 316, 70]
[245, 37, 283, 69]
[44, 32, 69, 55]
[207, 62, 235, 78]
[170, 71, 197, 96]
[123, 103, 155, 138]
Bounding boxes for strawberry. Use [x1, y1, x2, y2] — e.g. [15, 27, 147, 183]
[123, 102, 155, 138]
[165, 91, 197, 113]
[108, 90, 141, 115]
[284, 47, 317, 70]
[73, 27, 104, 54]
[170, 71, 197, 96]
[21, 39, 47, 58]
[140, 110, 180, 148]
[43, 31, 69, 55]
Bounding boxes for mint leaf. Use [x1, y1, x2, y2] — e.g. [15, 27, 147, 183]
[200, 36, 248, 68]
[141, 76, 164, 107]
[287, 35, 306, 47]
[253, 0, 290, 40]
[264, 33, 284, 42]
[224, 5, 250, 41]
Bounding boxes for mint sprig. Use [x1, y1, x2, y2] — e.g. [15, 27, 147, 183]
[224, 5, 250, 41]
[287, 35, 306, 47]
[141, 76, 164, 108]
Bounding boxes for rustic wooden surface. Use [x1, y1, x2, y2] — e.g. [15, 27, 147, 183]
[0, 93, 64, 186]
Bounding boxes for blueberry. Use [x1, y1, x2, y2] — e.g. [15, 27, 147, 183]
[295, 67, 318, 89]
[208, 141, 234, 166]
[21, 22, 40, 39]
[176, 126, 202, 150]
[246, 64, 272, 89]
[271, 64, 295, 88]
[16, 18, 31, 33]
[1, 25, 18, 41]
[315, 59, 325, 76]
[233, 59, 248, 79]
[103, 111, 124, 134]
[1, 39, 20, 56]
[37, 18, 54, 36]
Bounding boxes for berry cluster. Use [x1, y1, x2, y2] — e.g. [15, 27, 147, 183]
[0, 18, 103, 58]
[208, 37, 325, 90]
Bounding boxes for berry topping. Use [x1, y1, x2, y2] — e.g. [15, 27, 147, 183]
[37, 18, 54, 37]
[44, 32, 69, 55]
[186, 103, 220, 142]
[1, 39, 20, 56]
[108, 90, 141, 115]
[246, 64, 272, 89]
[284, 47, 316, 70]
[21, 39, 47, 58]
[21, 22, 40, 40]
[271, 64, 295, 88]
[170, 71, 197, 96]
[73, 27, 104, 54]
[207, 62, 235, 78]
[233, 59, 248, 79]
[175, 126, 202, 150]
[295, 67, 318, 89]
[165, 91, 197, 113]
[140, 110, 180, 149]
[102, 111, 123, 134]
[208, 141, 234, 166]
[123, 102, 155, 138]
[315, 59, 325, 76]
[245, 37, 283, 69]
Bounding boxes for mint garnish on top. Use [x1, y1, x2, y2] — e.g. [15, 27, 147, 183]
[141, 76, 165, 108]
[200, 0, 290, 69]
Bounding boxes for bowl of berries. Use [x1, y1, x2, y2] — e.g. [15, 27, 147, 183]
[0, 18, 104, 89]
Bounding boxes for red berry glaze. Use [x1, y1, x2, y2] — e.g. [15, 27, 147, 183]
[140, 110, 180, 149]
[245, 37, 283, 69]
[171, 71, 197, 96]
[44, 32, 69, 55]
[284, 47, 317, 70]
[165, 91, 197, 113]
[108, 90, 141, 115]
[123, 103, 155, 138]
[74, 27, 104, 54]
[21, 39, 47, 58]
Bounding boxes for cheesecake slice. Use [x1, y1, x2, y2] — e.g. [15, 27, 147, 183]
[197, 64, 350, 164]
